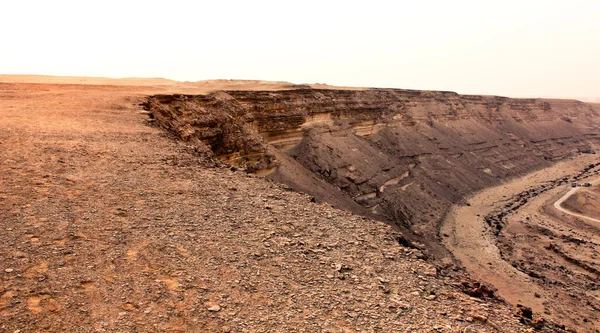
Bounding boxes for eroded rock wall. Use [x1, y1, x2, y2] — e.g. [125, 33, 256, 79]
[143, 89, 600, 243]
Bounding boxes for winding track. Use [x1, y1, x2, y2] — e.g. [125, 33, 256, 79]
[441, 155, 599, 321]
[553, 178, 600, 224]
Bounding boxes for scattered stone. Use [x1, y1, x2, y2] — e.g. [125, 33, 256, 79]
[531, 317, 545, 330]
[471, 313, 487, 322]
[207, 304, 221, 312]
[424, 266, 437, 277]
[517, 304, 533, 319]
[390, 298, 411, 310]
[5, 84, 584, 332]
[460, 280, 495, 298]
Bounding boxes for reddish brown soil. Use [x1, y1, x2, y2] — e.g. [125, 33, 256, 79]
[0, 77, 545, 332]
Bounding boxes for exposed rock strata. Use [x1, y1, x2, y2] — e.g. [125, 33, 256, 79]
[144, 89, 600, 247]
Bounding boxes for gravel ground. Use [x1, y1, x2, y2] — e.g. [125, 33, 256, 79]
[1, 80, 555, 332]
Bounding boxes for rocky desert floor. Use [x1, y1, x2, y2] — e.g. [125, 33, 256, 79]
[0, 76, 592, 332]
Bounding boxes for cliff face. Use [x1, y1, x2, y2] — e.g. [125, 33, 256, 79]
[143, 89, 600, 245]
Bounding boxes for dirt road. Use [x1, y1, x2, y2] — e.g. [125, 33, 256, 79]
[553, 178, 600, 224]
[442, 155, 600, 327]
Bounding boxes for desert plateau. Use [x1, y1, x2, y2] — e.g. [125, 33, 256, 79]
[1, 75, 600, 333]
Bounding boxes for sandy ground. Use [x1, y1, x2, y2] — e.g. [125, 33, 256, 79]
[442, 154, 600, 331]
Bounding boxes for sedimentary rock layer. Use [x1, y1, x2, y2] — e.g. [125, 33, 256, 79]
[144, 89, 600, 245]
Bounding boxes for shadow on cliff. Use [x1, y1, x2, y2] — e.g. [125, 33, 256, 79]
[142, 88, 600, 259]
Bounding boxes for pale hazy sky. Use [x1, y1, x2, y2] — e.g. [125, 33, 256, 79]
[1, 0, 598, 99]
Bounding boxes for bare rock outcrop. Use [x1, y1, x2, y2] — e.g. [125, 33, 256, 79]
[144, 88, 600, 249]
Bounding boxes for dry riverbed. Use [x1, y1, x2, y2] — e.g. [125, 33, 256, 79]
[442, 154, 600, 332]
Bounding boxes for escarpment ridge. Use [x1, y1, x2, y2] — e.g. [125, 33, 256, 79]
[144, 88, 600, 246]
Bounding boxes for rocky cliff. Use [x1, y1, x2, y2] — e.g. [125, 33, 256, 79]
[143, 89, 600, 249]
